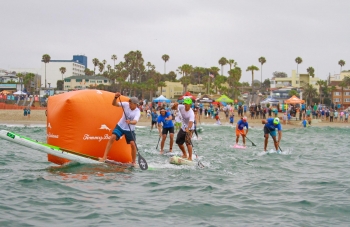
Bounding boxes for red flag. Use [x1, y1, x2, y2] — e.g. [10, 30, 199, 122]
[209, 73, 214, 78]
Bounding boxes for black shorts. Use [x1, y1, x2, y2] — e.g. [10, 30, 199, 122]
[112, 125, 136, 144]
[176, 129, 193, 145]
[162, 127, 175, 135]
[151, 121, 157, 125]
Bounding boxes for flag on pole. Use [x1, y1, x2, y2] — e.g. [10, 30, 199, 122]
[209, 73, 214, 78]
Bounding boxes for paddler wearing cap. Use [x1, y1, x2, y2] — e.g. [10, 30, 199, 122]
[235, 116, 249, 147]
[262, 117, 282, 152]
[99, 92, 140, 164]
[171, 98, 195, 161]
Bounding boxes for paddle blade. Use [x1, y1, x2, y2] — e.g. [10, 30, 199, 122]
[252, 142, 256, 146]
[138, 154, 148, 170]
[197, 161, 205, 168]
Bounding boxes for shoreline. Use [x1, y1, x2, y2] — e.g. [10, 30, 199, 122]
[0, 109, 349, 129]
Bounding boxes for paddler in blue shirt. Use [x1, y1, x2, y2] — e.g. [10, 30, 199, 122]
[235, 116, 249, 147]
[262, 117, 282, 152]
[157, 107, 175, 154]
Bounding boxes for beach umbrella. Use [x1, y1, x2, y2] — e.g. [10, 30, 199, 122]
[285, 95, 305, 104]
[215, 95, 233, 103]
[153, 95, 171, 103]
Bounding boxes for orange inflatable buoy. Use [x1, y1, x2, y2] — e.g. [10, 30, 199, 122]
[46, 90, 132, 165]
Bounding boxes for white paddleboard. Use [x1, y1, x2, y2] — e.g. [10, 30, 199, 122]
[0, 130, 132, 167]
[230, 144, 247, 149]
[169, 156, 195, 166]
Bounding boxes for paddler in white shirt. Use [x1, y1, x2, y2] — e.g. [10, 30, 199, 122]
[171, 98, 195, 161]
[99, 92, 140, 165]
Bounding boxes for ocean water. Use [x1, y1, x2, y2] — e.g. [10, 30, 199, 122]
[0, 123, 350, 227]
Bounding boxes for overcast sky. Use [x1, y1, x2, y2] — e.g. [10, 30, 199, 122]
[1, 0, 349, 83]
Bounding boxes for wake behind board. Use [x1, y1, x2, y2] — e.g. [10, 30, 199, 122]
[230, 144, 246, 149]
[0, 130, 135, 168]
[169, 156, 195, 166]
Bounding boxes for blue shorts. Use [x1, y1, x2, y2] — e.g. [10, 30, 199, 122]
[264, 126, 277, 137]
[112, 125, 135, 144]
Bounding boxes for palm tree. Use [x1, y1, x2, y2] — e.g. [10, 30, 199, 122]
[303, 84, 317, 106]
[307, 67, 315, 78]
[295, 57, 303, 87]
[161, 54, 170, 75]
[98, 62, 104, 74]
[338, 60, 346, 73]
[107, 64, 111, 73]
[227, 59, 236, 70]
[42, 54, 51, 88]
[316, 80, 326, 104]
[295, 57, 303, 75]
[59, 67, 66, 80]
[16, 73, 24, 91]
[246, 65, 259, 90]
[339, 81, 347, 107]
[258, 57, 266, 84]
[92, 58, 99, 75]
[218, 57, 228, 76]
[328, 85, 336, 107]
[111, 54, 117, 68]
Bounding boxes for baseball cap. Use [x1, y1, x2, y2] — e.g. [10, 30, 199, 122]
[273, 117, 280, 124]
[183, 98, 192, 105]
[129, 97, 139, 104]
[243, 116, 247, 121]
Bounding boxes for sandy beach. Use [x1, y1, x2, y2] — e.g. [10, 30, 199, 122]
[0, 109, 348, 128]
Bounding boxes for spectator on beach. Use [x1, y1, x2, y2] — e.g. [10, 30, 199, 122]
[23, 107, 27, 117]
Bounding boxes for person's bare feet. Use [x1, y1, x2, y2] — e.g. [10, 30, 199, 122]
[181, 155, 187, 158]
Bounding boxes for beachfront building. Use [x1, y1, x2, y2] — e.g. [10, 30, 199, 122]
[63, 75, 111, 91]
[270, 70, 320, 89]
[157, 81, 208, 99]
[11, 55, 87, 89]
[41, 55, 87, 88]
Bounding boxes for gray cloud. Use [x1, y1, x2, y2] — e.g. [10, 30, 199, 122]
[1, 0, 349, 83]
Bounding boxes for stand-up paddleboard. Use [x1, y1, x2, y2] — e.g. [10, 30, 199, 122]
[230, 144, 247, 149]
[169, 156, 195, 166]
[0, 130, 135, 168]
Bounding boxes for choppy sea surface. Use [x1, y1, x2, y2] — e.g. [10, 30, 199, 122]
[0, 123, 350, 227]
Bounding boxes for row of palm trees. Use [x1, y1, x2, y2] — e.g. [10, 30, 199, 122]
[39, 53, 347, 102]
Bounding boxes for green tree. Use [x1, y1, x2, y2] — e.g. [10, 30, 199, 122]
[227, 59, 236, 70]
[162, 54, 170, 74]
[316, 80, 327, 104]
[16, 73, 24, 91]
[246, 65, 259, 90]
[23, 73, 35, 93]
[339, 81, 347, 107]
[111, 54, 117, 68]
[57, 80, 64, 90]
[92, 58, 99, 75]
[42, 54, 51, 88]
[303, 84, 317, 105]
[258, 56, 266, 84]
[307, 66, 315, 78]
[288, 89, 299, 97]
[338, 59, 346, 73]
[273, 71, 287, 78]
[59, 67, 66, 80]
[218, 57, 228, 76]
[98, 62, 104, 74]
[227, 66, 242, 99]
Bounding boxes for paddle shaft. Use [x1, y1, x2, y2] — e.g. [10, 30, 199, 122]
[239, 131, 256, 146]
[265, 126, 282, 152]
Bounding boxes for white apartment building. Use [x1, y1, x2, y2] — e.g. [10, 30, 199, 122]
[40, 60, 85, 88]
[11, 55, 87, 88]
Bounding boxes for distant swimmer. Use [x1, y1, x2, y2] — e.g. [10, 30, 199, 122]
[262, 117, 282, 152]
[172, 98, 195, 161]
[99, 92, 140, 165]
[157, 107, 174, 154]
[235, 116, 249, 147]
